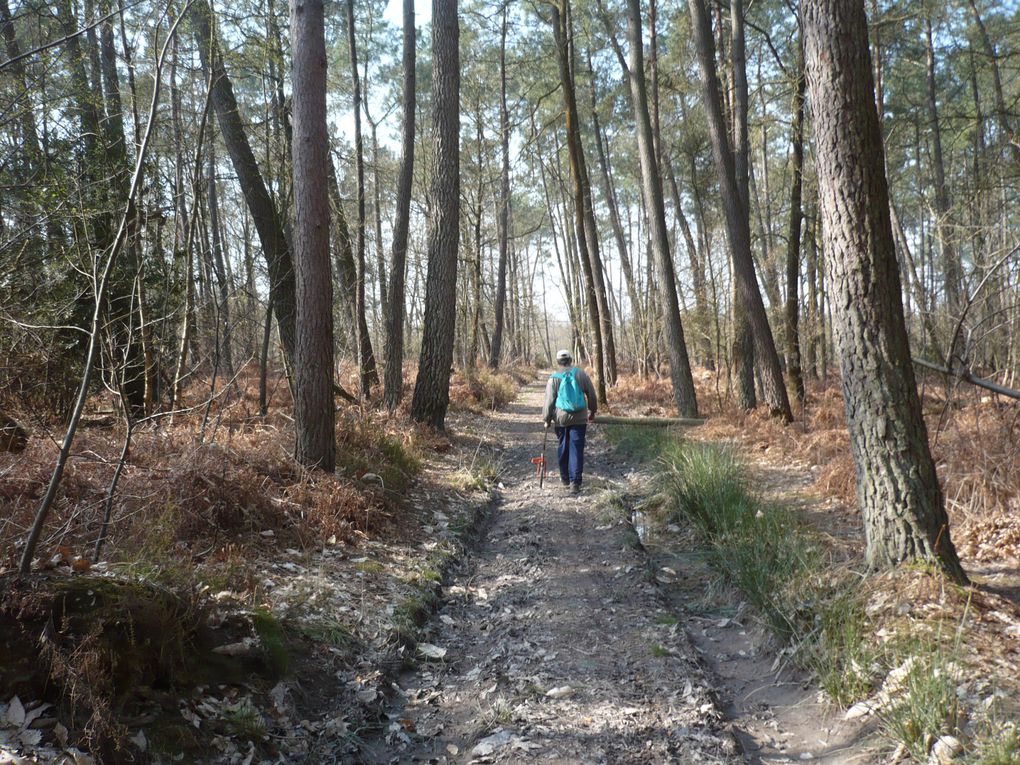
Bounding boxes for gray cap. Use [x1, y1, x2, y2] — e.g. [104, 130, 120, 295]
[556, 349, 572, 363]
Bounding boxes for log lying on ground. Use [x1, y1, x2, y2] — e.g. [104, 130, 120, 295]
[593, 415, 705, 427]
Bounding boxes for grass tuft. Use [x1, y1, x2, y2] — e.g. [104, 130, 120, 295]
[879, 651, 962, 762]
[658, 440, 816, 639]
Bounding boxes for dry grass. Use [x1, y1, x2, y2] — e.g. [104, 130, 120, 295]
[448, 365, 535, 413]
[0, 370, 430, 579]
[0, 361, 529, 580]
[610, 368, 1020, 566]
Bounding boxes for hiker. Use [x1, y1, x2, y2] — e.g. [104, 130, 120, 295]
[542, 349, 597, 494]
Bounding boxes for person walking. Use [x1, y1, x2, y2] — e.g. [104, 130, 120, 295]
[542, 350, 597, 494]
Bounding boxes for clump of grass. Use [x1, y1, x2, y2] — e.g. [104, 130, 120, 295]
[971, 719, 1020, 764]
[449, 452, 502, 493]
[252, 607, 289, 678]
[880, 652, 962, 762]
[448, 367, 520, 412]
[354, 560, 386, 575]
[658, 440, 815, 639]
[656, 437, 884, 705]
[592, 488, 628, 523]
[225, 697, 267, 741]
[390, 588, 441, 647]
[810, 588, 877, 707]
[289, 617, 357, 652]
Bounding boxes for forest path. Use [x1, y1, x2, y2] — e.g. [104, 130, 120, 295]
[359, 377, 739, 764]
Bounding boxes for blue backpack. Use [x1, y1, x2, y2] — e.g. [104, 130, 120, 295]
[554, 368, 587, 412]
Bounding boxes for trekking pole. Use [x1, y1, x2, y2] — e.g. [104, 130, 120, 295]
[531, 425, 549, 487]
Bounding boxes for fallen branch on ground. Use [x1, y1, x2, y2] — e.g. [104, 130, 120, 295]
[595, 415, 705, 427]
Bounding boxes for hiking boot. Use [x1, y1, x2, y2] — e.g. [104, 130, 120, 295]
[570, 481, 582, 495]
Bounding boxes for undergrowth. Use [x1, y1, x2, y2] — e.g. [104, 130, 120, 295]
[650, 434, 1019, 762]
[448, 365, 534, 412]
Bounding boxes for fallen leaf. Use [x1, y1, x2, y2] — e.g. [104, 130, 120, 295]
[18, 729, 41, 747]
[129, 730, 147, 752]
[418, 643, 447, 659]
[23, 702, 52, 728]
[545, 685, 575, 699]
[472, 729, 513, 756]
[5, 696, 25, 727]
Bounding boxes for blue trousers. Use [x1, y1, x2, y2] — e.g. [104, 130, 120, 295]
[555, 424, 587, 484]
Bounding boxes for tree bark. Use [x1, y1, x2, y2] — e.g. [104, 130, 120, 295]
[785, 37, 806, 405]
[291, 0, 335, 471]
[489, 0, 512, 369]
[345, 0, 378, 395]
[965, 0, 1020, 169]
[552, 0, 608, 403]
[190, 0, 297, 365]
[622, 0, 698, 416]
[384, 0, 416, 412]
[687, 0, 792, 421]
[923, 15, 963, 318]
[803, 0, 966, 582]
[410, 0, 459, 429]
[206, 142, 234, 375]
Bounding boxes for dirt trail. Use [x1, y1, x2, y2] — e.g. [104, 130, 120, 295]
[361, 379, 739, 764]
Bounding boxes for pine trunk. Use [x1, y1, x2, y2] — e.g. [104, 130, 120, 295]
[383, 0, 415, 411]
[410, 0, 460, 429]
[803, 0, 966, 582]
[291, 0, 335, 471]
[624, 0, 698, 417]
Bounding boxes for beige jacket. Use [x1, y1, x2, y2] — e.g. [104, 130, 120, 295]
[542, 367, 597, 427]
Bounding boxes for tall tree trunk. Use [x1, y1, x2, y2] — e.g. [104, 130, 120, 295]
[367, 118, 389, 333]
[727, 0, 757, 411]
[665, 159, 712, 368]
[191, 0, 297, 365]
[327, 158, 361, 356]
[687, 0, 792, 421]
[291, 0, 335, 470]
[552, 1, 608, 402]
[206, 142, 234, 375]
[98, 1, 148, 417]
[965, 0, 1020, 169]
[803, 0, 966, 582]
[804, 200, 819, 378]
[410, 0, 459, 429]
[489, 0, 512, 369]
[923, 15, 963, 320]
[785, 37, 806, 405]
[346, 0, 378, 395]
[383, 0, 415, 411]
[586, 49, 643, 337]
[470, 107, 485, 366]
[621, 0, 698, 416]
